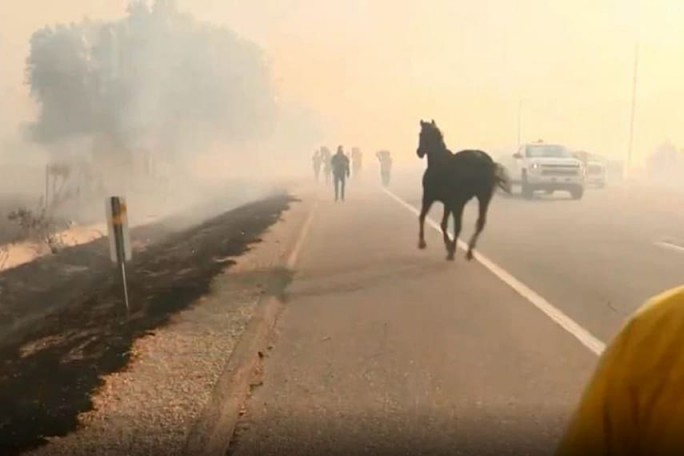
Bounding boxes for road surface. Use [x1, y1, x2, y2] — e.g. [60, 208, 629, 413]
[389, 170, 684, 343]
[227, 174, 677, 455]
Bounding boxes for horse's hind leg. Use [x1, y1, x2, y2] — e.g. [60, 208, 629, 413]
[466, 190, 493, 260]
[447, 201, 465, 261]
[440, 204, 451, 252]
[418, 195, 434, 249]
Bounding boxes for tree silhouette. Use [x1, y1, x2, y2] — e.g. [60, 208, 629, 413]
[26, 0, 277, 163]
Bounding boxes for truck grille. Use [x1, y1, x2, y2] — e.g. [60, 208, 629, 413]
[587, 165, 603, 175]
[540, 165, 579, 177]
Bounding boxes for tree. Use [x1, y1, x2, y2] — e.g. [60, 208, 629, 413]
[26, 23, 95, 142]
[26, 0, 278, 166]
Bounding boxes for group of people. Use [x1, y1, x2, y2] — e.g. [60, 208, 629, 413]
[312, 146, 393, 201]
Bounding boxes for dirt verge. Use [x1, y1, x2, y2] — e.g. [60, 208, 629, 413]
[0, 194, 294, 455]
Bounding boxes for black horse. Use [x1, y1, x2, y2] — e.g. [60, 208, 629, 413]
[417, 120, 511, 261]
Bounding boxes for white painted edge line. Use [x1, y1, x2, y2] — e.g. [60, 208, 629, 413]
[381, 187, 606, 356]
[654, 240, 684, 255]
[286, 201, 318, 269]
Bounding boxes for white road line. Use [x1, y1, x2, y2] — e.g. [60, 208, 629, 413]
[287, 202, 318, 269]
[381, 187, 606, 356]
[655, 240, 684, 255]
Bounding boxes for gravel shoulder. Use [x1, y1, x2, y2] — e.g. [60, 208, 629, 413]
[0, 191, 312, 455]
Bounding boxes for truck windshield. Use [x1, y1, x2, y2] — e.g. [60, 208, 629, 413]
[526, 145, 572, 158]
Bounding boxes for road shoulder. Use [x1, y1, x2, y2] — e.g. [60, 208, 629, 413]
[20, 193, 315, 456]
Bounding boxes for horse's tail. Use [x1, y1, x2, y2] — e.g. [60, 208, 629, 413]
[494, 162, 512, 194]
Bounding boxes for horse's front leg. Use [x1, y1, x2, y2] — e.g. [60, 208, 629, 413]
[418, 195, 434, 249]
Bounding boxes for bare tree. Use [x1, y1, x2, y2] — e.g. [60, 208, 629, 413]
[26, 0, 278, 172]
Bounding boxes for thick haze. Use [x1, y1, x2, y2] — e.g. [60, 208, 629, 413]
[2, 0, 684, 164]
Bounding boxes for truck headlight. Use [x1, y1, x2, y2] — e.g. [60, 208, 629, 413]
[530, 163, 540, 172]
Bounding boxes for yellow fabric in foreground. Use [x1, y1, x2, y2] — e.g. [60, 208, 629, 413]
[556, 285, 684, 456]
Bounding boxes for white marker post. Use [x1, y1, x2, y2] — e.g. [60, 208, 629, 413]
[106, 196, 132, 318]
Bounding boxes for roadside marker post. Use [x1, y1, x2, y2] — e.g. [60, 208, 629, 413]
[106, 196, 132, 318]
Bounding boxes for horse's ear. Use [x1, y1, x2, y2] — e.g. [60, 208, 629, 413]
[431, 119, 436, 126]
[420, 120, 426, 127]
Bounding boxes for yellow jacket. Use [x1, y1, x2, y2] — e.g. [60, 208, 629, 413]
[556, 285, 684, 456]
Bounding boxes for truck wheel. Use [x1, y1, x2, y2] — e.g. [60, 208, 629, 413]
[570, 186, 584, 200]
[521, 173, 534, 199]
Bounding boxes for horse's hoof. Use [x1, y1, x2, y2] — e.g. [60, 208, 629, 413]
[446, 253, 455, 261]
[418, 240, 427, 249]
[466, 251, 474, 261]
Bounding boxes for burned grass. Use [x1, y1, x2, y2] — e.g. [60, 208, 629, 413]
[0, 194, 293, 454]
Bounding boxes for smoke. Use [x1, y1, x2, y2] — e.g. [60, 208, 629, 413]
[12, 0, 326, 223]
[27, 1, 277, 149]
[642, 141, 684, 189]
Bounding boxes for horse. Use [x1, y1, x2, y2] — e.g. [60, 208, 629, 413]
[416, 119, 511, 261]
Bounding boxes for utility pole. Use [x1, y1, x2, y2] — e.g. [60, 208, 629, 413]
[517, 98, 522, 147]
[627, 0, 641, 174]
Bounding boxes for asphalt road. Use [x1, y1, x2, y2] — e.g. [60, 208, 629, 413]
[226, 174, 650, 455]
[389, 170, 684, 343]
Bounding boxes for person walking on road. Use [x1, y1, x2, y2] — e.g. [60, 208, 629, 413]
[331, 145, 350, 201]
[376, 150, 392, 187]
[312, 149, 322, 182]
[321, 146, 332, 184]
[351, 147, 363, 178]
[556, 285, 684, 456]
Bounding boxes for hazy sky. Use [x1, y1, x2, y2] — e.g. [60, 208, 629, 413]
[2, 0, 684, 163]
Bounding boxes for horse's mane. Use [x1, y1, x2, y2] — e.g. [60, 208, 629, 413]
[428, 125, 448, 152]
[422, 122, 493, 164]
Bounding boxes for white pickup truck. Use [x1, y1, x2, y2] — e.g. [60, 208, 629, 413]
[573, 151, 607, 188]
[500, 142, 585, 199]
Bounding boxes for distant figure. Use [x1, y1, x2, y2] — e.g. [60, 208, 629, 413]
[351, 147, 363, 178]
[312, 149, 322, 182]
[321, 146, 332, 184]
[556, 285, 684, 456]
[331, 145, 350, 201]
[376, 150, 392, 187]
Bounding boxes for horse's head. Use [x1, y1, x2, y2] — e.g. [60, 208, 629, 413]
[417, 119, 444, 159]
